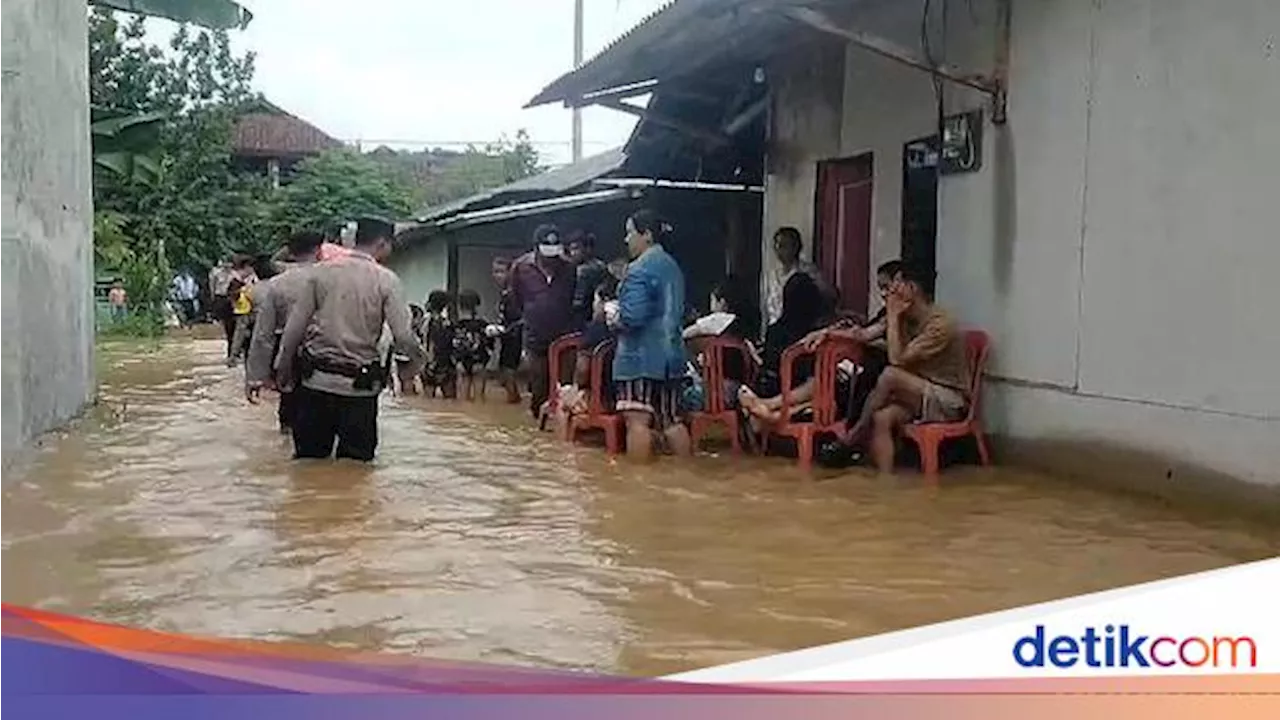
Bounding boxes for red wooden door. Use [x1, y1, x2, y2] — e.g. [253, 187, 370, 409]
[816, 154, 874, 317]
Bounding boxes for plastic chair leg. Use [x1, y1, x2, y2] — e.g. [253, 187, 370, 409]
[917, 435, 942, 477]
[603, 422, 621, 455]
[688, 416, 706, 452]
[725, 415, 742, 454]
[797, 428, 814, 472]
[973, 427, 992, 466]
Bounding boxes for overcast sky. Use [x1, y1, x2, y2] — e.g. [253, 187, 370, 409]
[161, 0, 670, 165]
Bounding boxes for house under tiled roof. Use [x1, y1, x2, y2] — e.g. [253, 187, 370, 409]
[231, 109, 342, 158]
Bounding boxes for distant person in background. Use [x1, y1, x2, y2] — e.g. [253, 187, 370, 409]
[490, 257, 522, 404]
[170, 271, 200, 327]
[394, 304, 426, 395]
[567, 230, 608, 331]
[453, 289, 493, 401]
[226, 255, 259, 366]
[508, 224, 575, 419]
[209, 260, 236, 351]
[108, 280, 128, 323]
[765, 227, 830, 327]
[421, 290, 457, 399]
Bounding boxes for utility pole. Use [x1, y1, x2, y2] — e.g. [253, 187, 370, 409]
[572, 0, 584, 162]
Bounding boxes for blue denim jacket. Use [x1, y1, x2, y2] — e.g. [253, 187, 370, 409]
[612, 245, 687, 382]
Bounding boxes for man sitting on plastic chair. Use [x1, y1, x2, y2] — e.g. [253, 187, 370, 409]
[838, 262, 970, 474]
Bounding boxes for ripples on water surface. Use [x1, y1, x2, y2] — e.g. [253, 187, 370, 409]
[4, 339, 1277, 675]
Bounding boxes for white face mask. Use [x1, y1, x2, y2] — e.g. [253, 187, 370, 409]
[537, 243, 563, 258]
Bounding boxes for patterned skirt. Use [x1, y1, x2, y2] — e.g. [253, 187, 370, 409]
[614, 377, 686, 431]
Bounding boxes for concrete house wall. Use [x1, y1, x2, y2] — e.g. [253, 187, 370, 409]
[2, 0, 96, 468]
[391, 237, 449, 309]
[763, 0, 1280, 489]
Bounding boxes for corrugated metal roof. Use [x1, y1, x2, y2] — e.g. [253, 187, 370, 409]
[414, 146, 627, 223]
[526, 0, 772, 108]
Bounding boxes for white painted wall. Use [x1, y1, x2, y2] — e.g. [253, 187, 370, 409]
[766, 0, 1280, 487]
[390, 237, 449, 308]
[761, 39, 845, 328]
[2, 0, 95, 467]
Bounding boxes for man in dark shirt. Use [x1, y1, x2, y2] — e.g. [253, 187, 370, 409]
[567, 230, 608, 331]
[508, 224, 576, 419]
[491, 256, 522, 404]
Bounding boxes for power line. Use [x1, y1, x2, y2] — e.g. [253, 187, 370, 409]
[339, 139, 615, 148]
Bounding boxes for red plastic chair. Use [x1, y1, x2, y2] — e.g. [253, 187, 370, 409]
[902, 329, 993, 477]
[566, 339, 623, 454]
[543, 332, 582, 419]
[765, 335, 863, 471]
[688, 336, 758, 453]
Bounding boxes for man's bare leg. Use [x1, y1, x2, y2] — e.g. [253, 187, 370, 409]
[841, 367, 930, 445]
[623, 410, 654, 460]
[871, 404, 913, 473]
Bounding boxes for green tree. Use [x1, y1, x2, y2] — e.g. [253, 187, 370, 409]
[274, 149, 415, 234]
[90, 8, 271, 318]
[369, 130, 544, 211]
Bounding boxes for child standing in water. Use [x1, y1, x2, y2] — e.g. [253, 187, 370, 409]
[421, 290, 457, 398]
[394, 303, 425, 394]
[452, 289, 494, 401]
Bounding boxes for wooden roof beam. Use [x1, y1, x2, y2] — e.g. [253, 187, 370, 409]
[783, 6, 999, 96]
[596, 97, 732, 148]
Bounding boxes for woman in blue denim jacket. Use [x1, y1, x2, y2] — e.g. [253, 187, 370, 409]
[607, 209, 692, 459]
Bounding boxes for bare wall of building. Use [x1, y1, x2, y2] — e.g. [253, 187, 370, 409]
[2, 0, 95, 467]
[761, 37, 846, 315]
[765, 0, 1279, 488]
[391, 237, 449, 308]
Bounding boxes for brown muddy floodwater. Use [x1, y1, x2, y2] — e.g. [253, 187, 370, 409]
[4, 338, 1277, 675]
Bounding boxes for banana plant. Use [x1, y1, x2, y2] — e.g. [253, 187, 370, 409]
[87, 0, 252, 30]
[91, 106, 165, 185]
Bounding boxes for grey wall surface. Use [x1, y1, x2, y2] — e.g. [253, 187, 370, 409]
[764, 0, 1280, 487]
[2, 0, 95, 466]
[390, 237, 449, 309]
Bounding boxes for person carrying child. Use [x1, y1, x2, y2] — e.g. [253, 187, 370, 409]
[421, 290, 457, 398]
[452, 289, 494, 401]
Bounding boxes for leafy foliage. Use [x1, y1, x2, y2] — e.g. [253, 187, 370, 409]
[369, 131, 543, 211]
[88, 0, 253, 30]
[274, 149, 415, 235]
[90, 8, 265, 308]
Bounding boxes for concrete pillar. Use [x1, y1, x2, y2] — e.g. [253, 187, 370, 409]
[1, 0, 95, 468]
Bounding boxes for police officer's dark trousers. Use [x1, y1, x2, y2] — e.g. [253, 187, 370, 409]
[291, 385, 379, 462]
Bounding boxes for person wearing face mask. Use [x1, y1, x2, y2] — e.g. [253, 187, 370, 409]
[508, 223, 576, 419]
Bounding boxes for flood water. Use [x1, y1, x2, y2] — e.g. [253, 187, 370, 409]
[4, 338, 1277, 675]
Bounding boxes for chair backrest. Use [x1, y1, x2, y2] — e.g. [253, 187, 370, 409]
[587, 339, 616, 416]
[962, 329, 991, 422]
[777, 334, 862, 426]
[812, 335, 862, 426]
[695, 335, 758, 414]
[546, 332, 583, 408]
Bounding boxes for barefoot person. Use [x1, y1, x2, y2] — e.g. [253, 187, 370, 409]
[840, 262, 969, 473]
[608, 209, 692, 460]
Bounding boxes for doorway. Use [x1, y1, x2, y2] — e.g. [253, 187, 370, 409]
[814, 153, 874, 317]
[901, 136, 939, 296]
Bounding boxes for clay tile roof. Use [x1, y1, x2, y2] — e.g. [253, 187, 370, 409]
[231, 111, 342, 157]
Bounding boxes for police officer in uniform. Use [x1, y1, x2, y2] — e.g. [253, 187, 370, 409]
[274, 217, 425, 462]
[245, 229, 325, 433]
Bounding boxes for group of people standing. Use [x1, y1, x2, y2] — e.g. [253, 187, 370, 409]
[232, 208, 971, 473]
